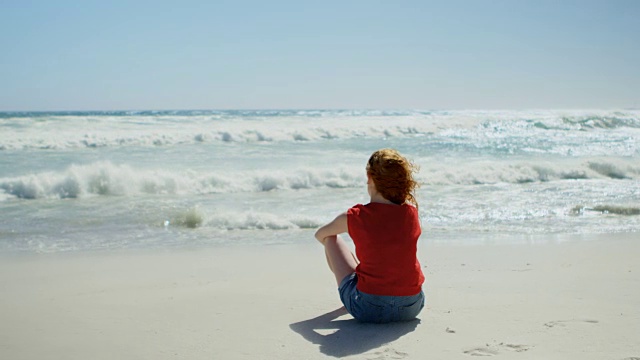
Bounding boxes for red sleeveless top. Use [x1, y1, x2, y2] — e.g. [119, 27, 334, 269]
[347, 202, 424, 296]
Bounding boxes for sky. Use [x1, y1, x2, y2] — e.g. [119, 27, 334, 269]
[1, 0, 639, 111]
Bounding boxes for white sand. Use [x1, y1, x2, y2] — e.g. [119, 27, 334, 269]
[1, 233, 639, 359]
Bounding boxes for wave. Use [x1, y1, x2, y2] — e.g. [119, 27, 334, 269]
[160, 206, 322, 230]
[424, 159, 640, 185]
[2, 158, 639, 201]
[0, 109, 435, 119]
[0, 161, 366, 200]
[0, 115, 467, 150]
[204, 211, 321, 230]
[529, 115, 640, 131]
[570, 205, 640, 216]
[1, 110, 638, 150]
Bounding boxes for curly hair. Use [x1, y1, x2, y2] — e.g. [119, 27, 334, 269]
[366, 148, 420, 208]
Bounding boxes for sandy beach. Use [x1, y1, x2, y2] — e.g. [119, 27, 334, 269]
[3, 0, 639, 358]
[1, 232, 638, 360]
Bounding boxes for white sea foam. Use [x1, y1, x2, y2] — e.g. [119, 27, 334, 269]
[0, 191, 11, 202]
[202, 211, 321, 230]
[0, 111, 473, 150]
[0, 161, 367, 200]
[1, 109, 638, 150]
[1, 109, 639, 253]
[1, 157, 638, 202]
[423, 158, 640, 185]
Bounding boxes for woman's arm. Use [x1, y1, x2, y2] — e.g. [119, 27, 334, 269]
[314, 212, 348, 244]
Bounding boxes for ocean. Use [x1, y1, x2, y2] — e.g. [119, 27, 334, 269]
[1, 109, 638, 253]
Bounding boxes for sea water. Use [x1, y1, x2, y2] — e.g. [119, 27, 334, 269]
[1, 109, 638, 253]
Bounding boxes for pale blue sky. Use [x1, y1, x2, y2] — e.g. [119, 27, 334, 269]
[1, 0, 638, 111]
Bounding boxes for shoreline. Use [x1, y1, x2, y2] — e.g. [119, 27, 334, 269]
[1, 232, 638, 359]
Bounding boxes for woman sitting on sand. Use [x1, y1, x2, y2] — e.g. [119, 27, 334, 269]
[314, 148, 425, 323]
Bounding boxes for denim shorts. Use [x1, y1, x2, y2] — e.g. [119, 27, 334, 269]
[339, 273, 425, 323]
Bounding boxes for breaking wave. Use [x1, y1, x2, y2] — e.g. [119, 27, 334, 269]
[424, 159, 640, 185]
[0, 161, 365, 200]
[1, 109, 638, 151]
[1, 158, 638, 201]
[161, 207, 322, 230]
[571, 205, 640, 216]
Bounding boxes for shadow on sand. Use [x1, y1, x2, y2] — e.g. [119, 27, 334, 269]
[289, 307, 420, 358]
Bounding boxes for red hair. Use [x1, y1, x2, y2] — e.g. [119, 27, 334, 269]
[366, 148, 419, 208]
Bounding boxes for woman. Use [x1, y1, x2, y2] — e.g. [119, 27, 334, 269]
[314, 148, 425, 323]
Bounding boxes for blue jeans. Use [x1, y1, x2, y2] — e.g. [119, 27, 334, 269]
[338, 273, 425, 323]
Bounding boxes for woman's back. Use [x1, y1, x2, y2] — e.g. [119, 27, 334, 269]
[347, 202, 424, 296]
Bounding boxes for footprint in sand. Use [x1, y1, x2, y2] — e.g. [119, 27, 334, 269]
[463, 347, 499, 357]
[463, 342, 532, 356]
[367, 347, 409, 360]
[544, 319, 599, 328]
